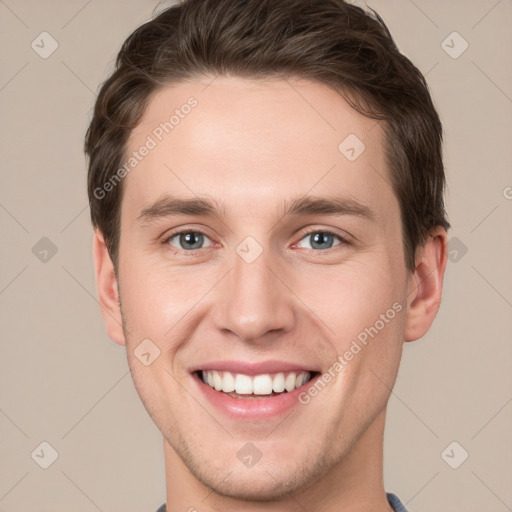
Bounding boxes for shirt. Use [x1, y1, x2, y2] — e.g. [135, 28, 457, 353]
[155, 492, 409, 511]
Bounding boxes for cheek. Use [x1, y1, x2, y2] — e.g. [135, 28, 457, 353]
[118, 263, 176, 340]
[118, 258, 219, 351]
[295, 257, 405, 337]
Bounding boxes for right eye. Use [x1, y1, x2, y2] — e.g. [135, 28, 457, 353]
[163, 230, 214, 254]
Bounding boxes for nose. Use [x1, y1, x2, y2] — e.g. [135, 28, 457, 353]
[213, 244, 296, 343]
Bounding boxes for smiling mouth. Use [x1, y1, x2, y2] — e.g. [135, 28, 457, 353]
[195, 370, 319, 398]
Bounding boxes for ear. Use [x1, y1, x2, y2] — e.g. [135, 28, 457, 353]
[93, 230, 126, 346]
[404, 226, 448, 342]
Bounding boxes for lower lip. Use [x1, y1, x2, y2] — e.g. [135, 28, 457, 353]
[193, 372, 320, 420]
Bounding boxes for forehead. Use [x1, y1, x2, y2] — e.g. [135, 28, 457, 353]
[123, 76, 396, 223]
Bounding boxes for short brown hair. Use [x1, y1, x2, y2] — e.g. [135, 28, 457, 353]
[85, 0, 450, 272]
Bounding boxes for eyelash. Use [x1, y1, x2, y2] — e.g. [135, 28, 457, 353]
[161, 228, 350, 255]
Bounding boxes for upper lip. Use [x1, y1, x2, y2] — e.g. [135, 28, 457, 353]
[189, 360, 319, 376]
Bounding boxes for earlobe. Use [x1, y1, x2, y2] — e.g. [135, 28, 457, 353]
[404, 226, 448, 342]
[93, 230, 126, 346]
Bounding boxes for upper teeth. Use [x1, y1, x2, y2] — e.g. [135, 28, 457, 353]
[201, 370, 312, 395]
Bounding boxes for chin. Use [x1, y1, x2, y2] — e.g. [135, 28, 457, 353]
[185, 450, 326, 502]
[201, 470, 302, 502]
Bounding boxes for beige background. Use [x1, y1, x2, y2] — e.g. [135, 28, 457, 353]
[1, 0, 511, 510]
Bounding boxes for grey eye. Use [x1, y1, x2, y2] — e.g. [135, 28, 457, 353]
[167, 231, 212, 251]
[297, 231, 343, 250]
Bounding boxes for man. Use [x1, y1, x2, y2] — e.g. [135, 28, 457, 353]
[85, 1, 449, 510]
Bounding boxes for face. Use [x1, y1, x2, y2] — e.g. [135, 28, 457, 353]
[95, 76, 442, 501]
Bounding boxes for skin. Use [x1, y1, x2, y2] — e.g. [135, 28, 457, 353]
[93, 76, 448, 512]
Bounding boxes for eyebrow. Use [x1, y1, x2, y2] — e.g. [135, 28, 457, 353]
[136, 196, 224, 224]
[136, 194, 376, 225]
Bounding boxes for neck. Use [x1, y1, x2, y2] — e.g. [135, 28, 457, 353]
[163, 408, 394, 512]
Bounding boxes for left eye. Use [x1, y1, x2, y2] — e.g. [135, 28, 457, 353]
[296, 230, 345, 250]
